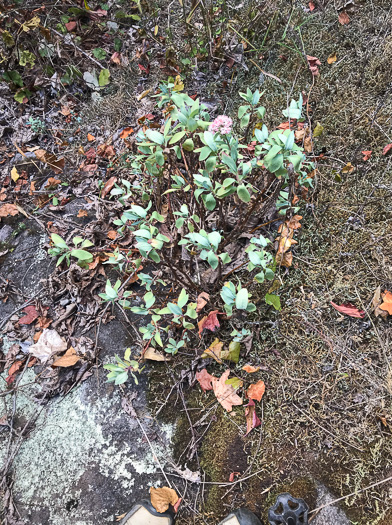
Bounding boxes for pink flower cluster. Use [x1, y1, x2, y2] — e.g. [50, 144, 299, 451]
[209, 115, 233, 135]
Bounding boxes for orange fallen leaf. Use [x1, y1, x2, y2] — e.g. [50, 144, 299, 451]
[0, 203, 19, 217]
[120, 127, 134, 139]
[52, 347, 81, 367]
[379, 290, 392, 316]
[242, 364, 260, 374]
[150, 487, 179, 513]
[212, 370, 243, 412]
[327, 52, 337, 64]
[276, 250, 293, 268]
[87, 133, 95, 142]
[107, 230, 117, 240]
[338, 11, 350, 25]
[247, 380, 266, 402]
[77, 209, 88, 217]
[308, 1, 315, 11]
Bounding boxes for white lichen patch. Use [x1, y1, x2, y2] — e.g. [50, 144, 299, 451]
[3, 367, 174, 524]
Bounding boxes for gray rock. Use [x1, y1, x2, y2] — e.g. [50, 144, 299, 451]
[311, 484, 350, 525]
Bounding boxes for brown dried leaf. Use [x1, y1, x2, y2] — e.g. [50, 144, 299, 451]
[201, 338, 223, 363]
[77, 209, 88, 217]
[327, 52, 337, 64]
[143, 347, 171, 361]
[379, 290, 392, 316]
[150, 487, 179, 513]
[372, 286, 388, 319]
[338, 11, 350, 25]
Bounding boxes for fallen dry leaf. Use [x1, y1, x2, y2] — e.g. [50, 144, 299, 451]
[120, 127, 134, 139]
[286, 215, 302, 230]
[18, 305, 39, 325]
[327, 52, 337, 64]
[362, 150, 372, 161]
[6, 360, 24, 384]
[143, 347, 170, 361]
[330, 301, 365, 318]
[11, 167, 19, 182]
[0, 203, 19, 217]
[150, 487, 179, 513]
[196, 291, 210, 313]
[196, 369, 215, 392]
[308, 1, 315, 11]
[87, 133, 96, 142]
[202, 338, 223, 363]
[198, 310, 220, 337]
[212, 370, 243, 412]
[101, 176, 117, 198]
[245, 399, 262, 435]
[342, 162, 354, 174]
[379, 290, 392, 316]
[77, 209, 88, 218]
[242, 364, 260, 374]
[29, 328, 67, 363]
[306, 55, 321, 76]
[52, 346, 80, 367]
[338, 11, 350, 25]
[372, 286, 388, 319]
[34, 149, 64, 173]
[383, 143, 392, 156]
[65, 20, 77, 32]
[247, 380, 266, 402]
[276, 250, 293, 268]
[107, 230, 117, 240]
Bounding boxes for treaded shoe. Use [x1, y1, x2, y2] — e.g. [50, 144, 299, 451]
[119, 500, 175, 525]
[218, 508, 263, 525]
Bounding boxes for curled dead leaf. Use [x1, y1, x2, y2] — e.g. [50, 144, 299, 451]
[198, 310, 220, 337]
[379, 290, 392, 316]
[150, 487, 179, 513]
[330, 301, 365, 318]
[143, 347, 170, 361]
[245, 399, 261, 435]
[327, 52, 337, 64]
[201, 338, 223, 363]
[0, 203, 19, 217]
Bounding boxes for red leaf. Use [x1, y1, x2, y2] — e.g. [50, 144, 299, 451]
[198, 310, 221, 337]
[330, 301, 365, 318]
[361, 150, 372, 161]
[196, 292, 210, 313]
[229, 472, 240, 482]
[65, 21, 77, 32]
[383, 143, 392, 156]
[138, 63, 150, 74]
[173, 498, 182, 513]
[245, 399, 262, 435]
[195, 369, 215, 392]
[18, 305, 39, 325]
[308, 1, 315, 11]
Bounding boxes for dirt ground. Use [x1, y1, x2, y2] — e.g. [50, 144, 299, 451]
[1, 1, 392, 524]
